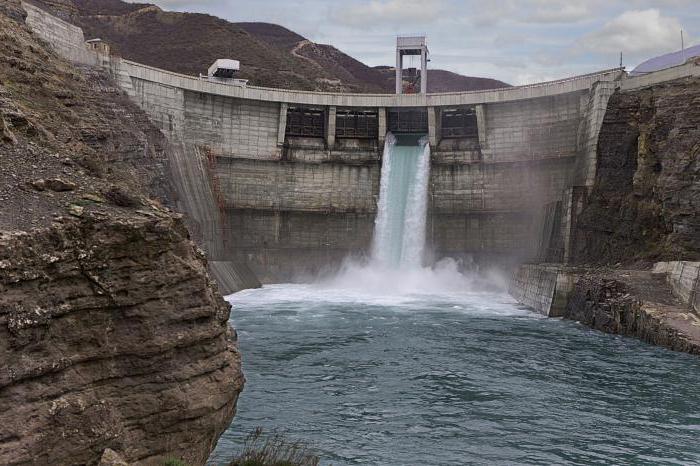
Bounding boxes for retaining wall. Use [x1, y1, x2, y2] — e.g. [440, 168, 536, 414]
[653, 262, 700, 313]
[508, 264, 576, 316]
[23, 2, 99, 65]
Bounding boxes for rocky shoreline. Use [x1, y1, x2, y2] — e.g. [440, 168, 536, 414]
[510, 263, 700, 355]
[565, 271, 700, 354]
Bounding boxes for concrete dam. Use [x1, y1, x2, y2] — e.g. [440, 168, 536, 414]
[23, 1, 700, 288]
[114, 62, 620, 284]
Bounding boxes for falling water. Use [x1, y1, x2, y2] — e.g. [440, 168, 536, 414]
[322, 130, 473, 295]
[371, 132, 431, 268]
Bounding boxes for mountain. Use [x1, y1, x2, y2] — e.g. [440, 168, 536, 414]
[32, 0, 510, 92]
[237, 23, 391, 92]
[424, 69, 509, 92]
[374, 67, 509, 93]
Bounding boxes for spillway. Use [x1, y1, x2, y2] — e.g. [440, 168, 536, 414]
[371, 133, 431, 268]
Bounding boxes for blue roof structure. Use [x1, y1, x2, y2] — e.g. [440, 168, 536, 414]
[631, 44, 700, 75]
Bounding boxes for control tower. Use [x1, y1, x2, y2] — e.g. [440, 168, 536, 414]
[396, 36, 428, 94]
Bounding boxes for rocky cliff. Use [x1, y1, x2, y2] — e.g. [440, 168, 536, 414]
[573, 77, 700, 264]
[509, 75, 700, 355]
[0, 214, 243, 465]
[0, 1, 243, 464]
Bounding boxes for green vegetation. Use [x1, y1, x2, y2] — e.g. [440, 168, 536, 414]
[163, 458, 187, 466]
[162, 459, 187, 466]
[229, 428, 320, 466]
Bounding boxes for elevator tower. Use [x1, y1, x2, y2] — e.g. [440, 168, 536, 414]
[396, 36, 428, 94]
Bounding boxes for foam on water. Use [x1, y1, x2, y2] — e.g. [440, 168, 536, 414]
[230, 264, 525, 318]
[309, 130, 506, 307]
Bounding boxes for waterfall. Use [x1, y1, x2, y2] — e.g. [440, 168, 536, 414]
[323, 133, 475, 296]
[371, 132, 431, 268]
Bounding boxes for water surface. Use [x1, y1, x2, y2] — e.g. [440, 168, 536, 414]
[210, 283, 700, 465]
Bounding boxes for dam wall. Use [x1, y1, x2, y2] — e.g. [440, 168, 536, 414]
[27, 2, 697, 282]
[20, 0, 624, 280]
[104, 56, 624, 279]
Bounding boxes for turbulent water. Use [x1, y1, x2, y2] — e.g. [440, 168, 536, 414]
[209, 283, 700, 465]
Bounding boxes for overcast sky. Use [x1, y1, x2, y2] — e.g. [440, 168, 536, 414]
[135, 0, 700, 85]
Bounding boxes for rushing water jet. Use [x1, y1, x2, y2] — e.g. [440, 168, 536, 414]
[371, 132, 431, 268]
[321, 131, 487, 295]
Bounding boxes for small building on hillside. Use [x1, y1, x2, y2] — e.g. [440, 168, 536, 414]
[85, 38, 110, 55]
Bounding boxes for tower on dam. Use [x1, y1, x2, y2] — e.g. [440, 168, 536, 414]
[396, 36, 428, 94]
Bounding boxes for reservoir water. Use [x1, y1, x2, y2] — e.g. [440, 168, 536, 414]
[209, 282, 700, 465]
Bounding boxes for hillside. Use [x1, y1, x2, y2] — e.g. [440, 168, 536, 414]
[237, 22, 390, 91]
[32, 0, 510, 92]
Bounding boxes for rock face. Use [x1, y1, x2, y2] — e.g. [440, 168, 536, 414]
[0, 2, 244, 464]
[564, 272, 700, 354]
[573, 78, 700, 264]
[510, 77, 700, 355]
[0, 213, 243, 465]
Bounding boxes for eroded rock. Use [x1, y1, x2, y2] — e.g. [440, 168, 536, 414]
[31, 178, 77, 192]
[105, 186, 140, 207]
[67, 203, 84, 216]
[0, 116, 15, 144]
[98, 448, 130, 466]
[574, 77, 700, 264]
[564, 272, 700, 354]
[0, 215, 244, 465]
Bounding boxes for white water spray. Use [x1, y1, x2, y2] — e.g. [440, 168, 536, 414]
[318, 131, 508, 296]
[316, 131, 508, 296]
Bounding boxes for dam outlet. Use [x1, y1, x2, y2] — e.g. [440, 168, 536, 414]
[371, 133, 431, 269]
